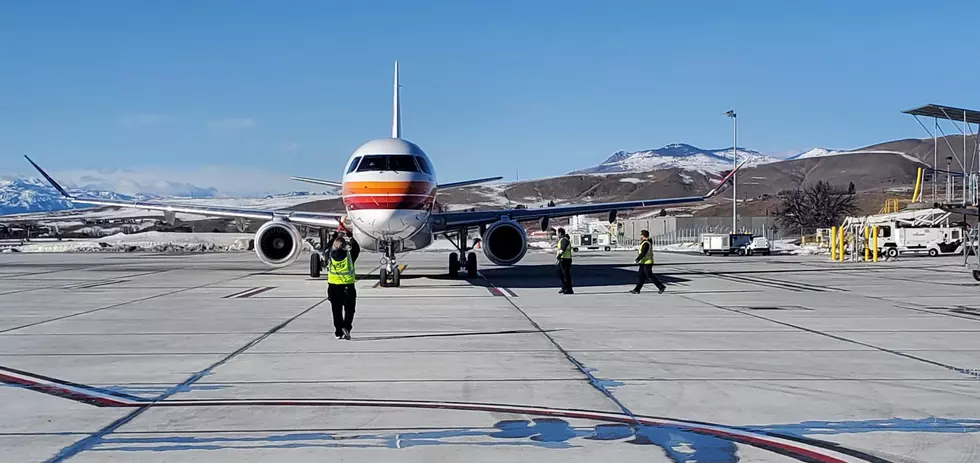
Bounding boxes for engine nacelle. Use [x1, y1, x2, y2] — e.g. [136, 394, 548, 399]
[482, 218, 528, 266]
[254, 219, 302, 267]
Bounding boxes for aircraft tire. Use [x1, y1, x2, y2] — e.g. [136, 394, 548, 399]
[466, 252, 478, 278]
[449, 252, 460, 278]
[392, 266, 401, 287]
[310, 253, 321, 278]
[380, 268, 389, 287]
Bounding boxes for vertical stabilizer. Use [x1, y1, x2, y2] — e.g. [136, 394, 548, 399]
[392, 61, 401, 138]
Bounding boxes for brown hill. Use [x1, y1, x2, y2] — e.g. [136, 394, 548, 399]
[283, 135, 969, 218]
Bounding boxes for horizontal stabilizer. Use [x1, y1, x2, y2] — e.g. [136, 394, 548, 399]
[438, 176, 503, 190]
[290, 176, 343, 188]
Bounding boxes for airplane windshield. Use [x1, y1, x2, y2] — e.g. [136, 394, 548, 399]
[346, 157, 361, 174]
[389, 156, 419, 172]
[415, 156, 432, 175]
[355, 155, 420, 173]
[356, 155, 386, 172]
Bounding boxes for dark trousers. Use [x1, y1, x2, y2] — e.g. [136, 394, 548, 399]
[557, 258, 573, 292]
[634, 264, 666, 292]
[327, 283, 356, 335]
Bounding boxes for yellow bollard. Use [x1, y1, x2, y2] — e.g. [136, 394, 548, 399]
[838, 227, 845, 261]
[864, 226, 870, 262]
[872, 226, 879, 262]
[830, 227, 837, 261]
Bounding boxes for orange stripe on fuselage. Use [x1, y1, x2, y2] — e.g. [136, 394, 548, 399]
[342, 181, 436, 210]
[342, 181, 435, 196]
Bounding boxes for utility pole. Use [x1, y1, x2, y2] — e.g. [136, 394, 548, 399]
[725, 110, 737, 233]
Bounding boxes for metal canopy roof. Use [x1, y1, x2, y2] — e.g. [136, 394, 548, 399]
[903, 104, 980, 125]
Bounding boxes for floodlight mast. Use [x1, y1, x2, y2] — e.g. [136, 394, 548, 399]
[725, 110, 737, 233]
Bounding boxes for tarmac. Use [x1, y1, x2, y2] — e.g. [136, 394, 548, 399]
[1, 248, 979, 462]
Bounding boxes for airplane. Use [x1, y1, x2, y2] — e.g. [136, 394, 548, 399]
[24, 61, 746, 287]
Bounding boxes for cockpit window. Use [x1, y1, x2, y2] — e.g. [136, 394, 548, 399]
[356, 155, 387, 172]
[388, 155, 419, 172]
[355, 155, 420, 173]
[346, 157, 361, 174]
[415, 156, 432, 175]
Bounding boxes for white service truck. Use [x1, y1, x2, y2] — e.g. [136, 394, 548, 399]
[570, 232, 615, 252]
[700, 233, 770, 256]
[876, 224, 964, 258]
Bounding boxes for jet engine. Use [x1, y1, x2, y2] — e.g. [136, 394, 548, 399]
[481, 218, 528, 266]
[254, 219, 302, 267]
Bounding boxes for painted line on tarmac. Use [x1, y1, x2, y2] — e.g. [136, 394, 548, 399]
[34, 297, 329, 463]
[0, 364, 886, 463]
[0, 272, 260, 335]
[235, 286, 275, 298]
[222, 287, 261, 298]
[678, 294, 980, 382]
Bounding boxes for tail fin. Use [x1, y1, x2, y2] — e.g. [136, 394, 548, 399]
[392, 61, 401, 138]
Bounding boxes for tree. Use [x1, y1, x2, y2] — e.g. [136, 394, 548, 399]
[847, 182, 855, 194]
[775, 180, 858, 234]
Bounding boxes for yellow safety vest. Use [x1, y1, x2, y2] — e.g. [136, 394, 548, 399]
[556, 236, 572, 259]
[637, 239, 653, 264]
[327, 254, 356, 284]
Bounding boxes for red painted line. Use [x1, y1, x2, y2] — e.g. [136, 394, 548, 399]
[0, 365, 876, 462]
[487, 287, 504, 296]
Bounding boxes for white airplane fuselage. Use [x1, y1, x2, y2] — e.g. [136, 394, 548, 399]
[340, 138, 437, 253]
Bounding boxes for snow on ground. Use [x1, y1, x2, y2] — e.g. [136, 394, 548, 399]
[619, 178, 643, 184]
[678, 173, 694, 185]
[13, 231, 259, 253]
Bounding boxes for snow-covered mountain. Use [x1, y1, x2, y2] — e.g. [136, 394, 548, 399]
[570, 143, 780, 175]
[785, 148, 842, 160]
[0, 176, 174, 216]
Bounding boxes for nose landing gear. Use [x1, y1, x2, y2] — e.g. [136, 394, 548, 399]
[379, 240, 401, 287]
[447, 228, 478, 279]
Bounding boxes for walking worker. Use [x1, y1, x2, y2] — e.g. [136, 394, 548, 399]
[326, 229, 360, 340]
[631, 229, 666, 294]
[555, 227, 573, 294]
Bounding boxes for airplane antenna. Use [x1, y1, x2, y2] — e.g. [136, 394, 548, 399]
[392, 61, 401, 138]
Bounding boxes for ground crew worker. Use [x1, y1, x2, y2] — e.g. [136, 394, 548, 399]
[326, 230, 360, 340]
[631, 230, 666, 294]
[556, 228, 573, 294]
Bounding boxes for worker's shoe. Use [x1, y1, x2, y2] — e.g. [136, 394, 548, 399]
[558, 289, 565, 294]
[657, 286, 666, 294]
[342, 328, 351, 340]
[629, 289, 639, 294]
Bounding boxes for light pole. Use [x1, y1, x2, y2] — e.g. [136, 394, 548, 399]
[725, 110, 737, 233]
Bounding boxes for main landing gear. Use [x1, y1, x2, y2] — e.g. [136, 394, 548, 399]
[309, 229, 329, 278]
[379, 240, 401, 287]
[447, 229, 478, 279]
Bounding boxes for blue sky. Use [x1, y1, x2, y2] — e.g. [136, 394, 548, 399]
[2, 0, 979, 195]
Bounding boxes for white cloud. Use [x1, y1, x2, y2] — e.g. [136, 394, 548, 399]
[208, 118, 257, 131]
[116, 114, 173, 127]
[284, 141, 302, 152]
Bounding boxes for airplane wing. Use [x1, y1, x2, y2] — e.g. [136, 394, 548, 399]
[290, 176, 343, 188]
[437, 176, 504, 190]
[25, 156, 343, 229]
[431, 160, 746, 231]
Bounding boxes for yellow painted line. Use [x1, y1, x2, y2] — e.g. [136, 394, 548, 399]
[398, 264, 407, 272]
